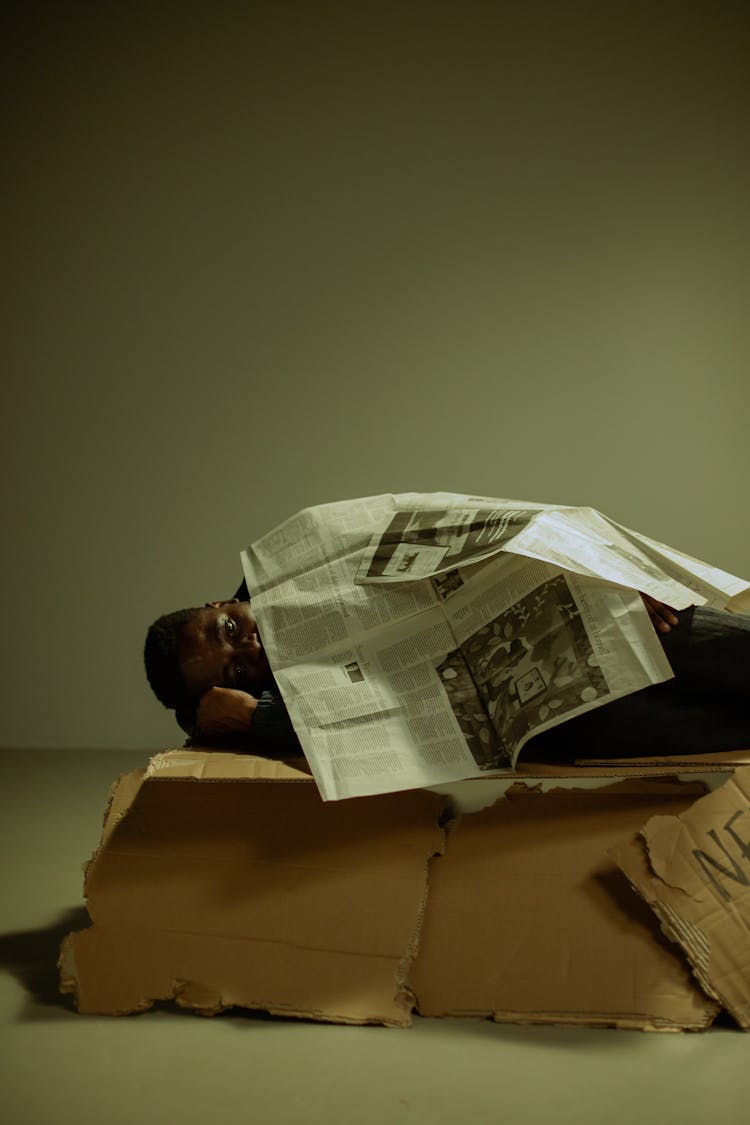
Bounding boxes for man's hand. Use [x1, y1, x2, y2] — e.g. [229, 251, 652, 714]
[195, 686, 258, 737]
[640, 593, 679, 634]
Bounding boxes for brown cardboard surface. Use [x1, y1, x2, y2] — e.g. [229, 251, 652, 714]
[60, 761, 446, 1025]
[411, 779, 720, 1030]
[611, 765, 750, 1029]
[146, 747, 314, 781]
[61, 750, 748, 1031]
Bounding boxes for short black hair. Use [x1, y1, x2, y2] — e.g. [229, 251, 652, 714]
[144, 607, 202, 711]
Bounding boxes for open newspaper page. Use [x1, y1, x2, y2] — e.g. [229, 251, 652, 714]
[242, 493, 749, 801]
[434, 553, 672, 771]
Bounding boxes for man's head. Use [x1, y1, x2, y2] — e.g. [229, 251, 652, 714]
[144, 600, 272, 725]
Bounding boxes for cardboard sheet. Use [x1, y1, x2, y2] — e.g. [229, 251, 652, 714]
[411, 779, 720, 1030]
[60, 759, 446, 1025]
[611, 765, 750, 1029]
[60, 750, 748, 1031]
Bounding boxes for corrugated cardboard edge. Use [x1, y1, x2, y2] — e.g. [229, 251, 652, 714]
[59, 756, 447, 1025]
[60, 756, 310, 1012]
[59, 765, 147, 1004]
[85, 767, 147, 876]
[146, 747, 314, 782]
[395, 811, 447, 1023]
[610, 765, 750, 1030]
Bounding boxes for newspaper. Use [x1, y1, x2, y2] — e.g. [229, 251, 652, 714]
[241, 493, 749, 801]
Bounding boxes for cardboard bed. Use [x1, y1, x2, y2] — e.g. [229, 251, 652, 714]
[59, 748, 750, 1031]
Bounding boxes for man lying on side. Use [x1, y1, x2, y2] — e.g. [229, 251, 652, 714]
[144, 582, 750, 761]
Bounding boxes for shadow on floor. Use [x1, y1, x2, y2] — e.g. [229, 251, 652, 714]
[0, 905, 89, 1017]
[0, 907, 311, 1024]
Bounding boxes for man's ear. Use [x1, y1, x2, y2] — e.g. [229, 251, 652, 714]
[205, 598, 240, 609]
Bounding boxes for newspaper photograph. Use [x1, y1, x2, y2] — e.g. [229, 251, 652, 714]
[359, 500, 550, 582]
[242, 493, 749, 801]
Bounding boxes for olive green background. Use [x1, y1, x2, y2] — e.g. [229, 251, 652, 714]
[3, 1, 749, 750]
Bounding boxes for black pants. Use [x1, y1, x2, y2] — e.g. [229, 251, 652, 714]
[527, 606, 750, 760]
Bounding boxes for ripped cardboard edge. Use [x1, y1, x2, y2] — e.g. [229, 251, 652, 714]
[60, 752, 748, 1030]
[412, 777, 721, 1031]
[610, 764, 750, 1029]
[59, 762, 447, 1026]
[146, 748, 314, 781]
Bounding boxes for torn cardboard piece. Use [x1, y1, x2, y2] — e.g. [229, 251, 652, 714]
[60, 754, 446, 1025]
[412, 779, 720, 1030]
[61, 750, 745, 1030]
[611, 765, 750, 1029]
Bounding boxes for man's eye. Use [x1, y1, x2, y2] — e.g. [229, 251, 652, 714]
[226, 619, 236, 635]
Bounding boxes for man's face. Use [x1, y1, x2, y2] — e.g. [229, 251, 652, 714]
[177, 600, 272, 699]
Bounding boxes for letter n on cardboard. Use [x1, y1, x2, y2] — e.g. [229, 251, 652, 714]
[610, 765, 750, 1029]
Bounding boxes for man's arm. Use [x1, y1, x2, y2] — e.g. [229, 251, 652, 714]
[195, 685, 303, 755]
[195, 686, 257, 735]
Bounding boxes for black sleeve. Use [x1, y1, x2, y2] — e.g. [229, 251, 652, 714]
[185, 688, 302, 758]
[251, 689, 303, 755]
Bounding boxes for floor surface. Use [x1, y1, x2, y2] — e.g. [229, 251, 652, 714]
[1, 748, 747, 1125]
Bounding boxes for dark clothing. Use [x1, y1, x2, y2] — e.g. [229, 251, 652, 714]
[250, 689, 304, 756]
[528, 605, 750, 760]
